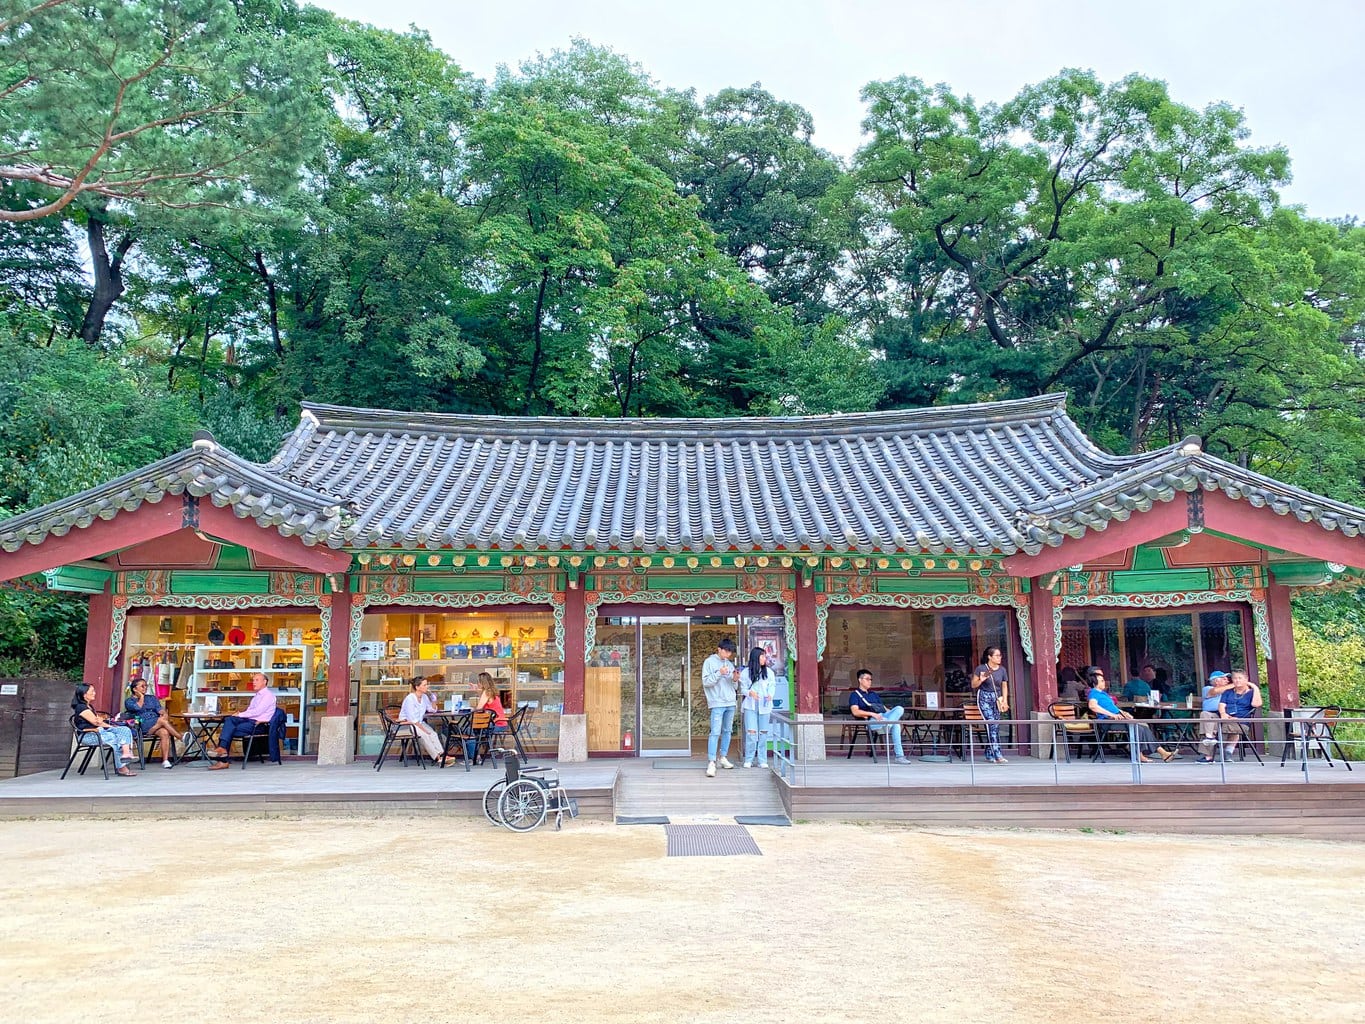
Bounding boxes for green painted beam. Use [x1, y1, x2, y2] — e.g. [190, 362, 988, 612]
[41, 564, 113, 594]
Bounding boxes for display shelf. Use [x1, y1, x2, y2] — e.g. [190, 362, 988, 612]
[189, 644, 316, 755]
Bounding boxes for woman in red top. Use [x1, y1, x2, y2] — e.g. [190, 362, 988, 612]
[467, 672, 509, 763]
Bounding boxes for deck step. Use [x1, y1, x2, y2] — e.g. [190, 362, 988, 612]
[614, 759, 787, 820]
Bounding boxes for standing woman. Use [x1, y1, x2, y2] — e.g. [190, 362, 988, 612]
[970, 647, 1009, 764]
[740, 646, 777, 769]
[72, 683, 138, 776]
[124, 677, 178, 768]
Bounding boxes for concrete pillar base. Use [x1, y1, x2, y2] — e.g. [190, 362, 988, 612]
[558, 714, 587, 762]
[316, 714, 355, 766]
[795, 713, 827, 762]
[1032, 711, 1056, 761]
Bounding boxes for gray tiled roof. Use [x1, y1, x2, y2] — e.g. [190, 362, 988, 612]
[4, 395, 1364, 559]
[0, 443, 347, 553]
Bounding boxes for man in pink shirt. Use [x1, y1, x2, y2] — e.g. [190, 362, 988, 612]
[208, 672, 276, 770]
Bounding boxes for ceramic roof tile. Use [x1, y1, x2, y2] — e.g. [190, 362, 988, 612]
[6, 395, 1365, 558]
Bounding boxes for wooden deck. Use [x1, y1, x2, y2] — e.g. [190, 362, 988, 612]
[4, 753, 1363, 838]
[777, 756, 1365, 838]
[0, 759, 620, 820]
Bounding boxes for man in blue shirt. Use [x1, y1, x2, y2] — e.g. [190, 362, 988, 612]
[1197, 670, 1234, 763]
[1085, 668, 1175, 763]
[848, 669, 910, 764]
[1217, 670, 1262, 760]
[1121, 666, 1154, 702]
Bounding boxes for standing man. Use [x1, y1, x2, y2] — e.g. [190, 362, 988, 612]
[1217, 670, 1262, 760]
[702, 639, 739, 778]
[208, 671, 276, 770]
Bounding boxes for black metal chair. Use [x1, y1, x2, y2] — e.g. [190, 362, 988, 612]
[841, 718, 876, 759]
[375, 704, 427, 770]
[507, 704, 533, 760]
[1281, 706, 1353, 770]
[60, 715, 113, 780]
[218, 709, 284, 770]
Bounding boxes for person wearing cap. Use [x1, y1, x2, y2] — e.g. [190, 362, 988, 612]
[701, 638, 739, 777]
[1198, 670, 1236, 762]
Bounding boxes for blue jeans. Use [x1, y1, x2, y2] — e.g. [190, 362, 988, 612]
[80, 725, 135, 770]
[707, 705, 735, 762]
[867, 705, 905, 758]
[467, 726, 507, 763]
[743, 707, 771, 763]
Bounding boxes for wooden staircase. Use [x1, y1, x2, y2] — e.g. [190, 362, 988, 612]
[614, 759, 787, 822]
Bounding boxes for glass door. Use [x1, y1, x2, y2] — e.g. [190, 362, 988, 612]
[639, 617, 691, 755]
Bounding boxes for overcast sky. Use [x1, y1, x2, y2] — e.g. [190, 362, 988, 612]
[316, 0, 1363, 219]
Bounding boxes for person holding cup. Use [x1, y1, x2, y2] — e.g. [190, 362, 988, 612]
[702, 638, 739, 778]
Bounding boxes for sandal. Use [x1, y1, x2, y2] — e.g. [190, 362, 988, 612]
[115, 767, 136, 777]
[1159, 747, 1176, 762]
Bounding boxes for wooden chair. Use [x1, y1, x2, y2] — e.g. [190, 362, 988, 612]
[958, 702, 992, 759]
[1048, 701, 1103, 762]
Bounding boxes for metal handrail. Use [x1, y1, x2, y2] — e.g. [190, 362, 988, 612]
[767, 710, 1363, 787]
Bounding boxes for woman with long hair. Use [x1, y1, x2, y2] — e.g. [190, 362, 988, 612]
[740, 646, 778, 768]
[970, 646, 1009, 764]
[72, 682, 138, 776]
[467, 672, 509, 764]
[124, 677, 178, 768]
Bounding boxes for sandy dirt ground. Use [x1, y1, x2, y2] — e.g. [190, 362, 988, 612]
[2, 816, 1363, 1024]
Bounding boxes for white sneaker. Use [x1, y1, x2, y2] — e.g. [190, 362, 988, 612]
[742, 761, 752, 768]
[705, 761, 716, 778]
[894, 756, 912, 764]
[718, 756, 735, 769]
[756, 761, 769, 769]
[162, 760, 172, 769]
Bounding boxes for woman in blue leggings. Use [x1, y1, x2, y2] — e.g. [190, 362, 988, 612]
[970, 647, 1008, 764]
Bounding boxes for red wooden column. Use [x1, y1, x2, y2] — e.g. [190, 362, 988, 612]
[82, 583, 117, 712]
[794, 580, 820, 714]
[1263, 580, 1300, 710]
[1027, 578, 1059, 710]
[326, 577, 353, 717]
[562, 583, 586, 716]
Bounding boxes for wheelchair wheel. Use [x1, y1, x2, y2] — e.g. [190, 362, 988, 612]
[482, 779, 508, 825]
[498, 779, 548, 832]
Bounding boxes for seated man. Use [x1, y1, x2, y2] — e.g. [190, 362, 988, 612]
[208, 671, 276, 770]
[1217, 670, 1262, 759]
[1197, 670, 1234, 762]
[1121, 665, 1154, 702]
[1086, 668, 1175, 763]
[848, 668, 910, 765]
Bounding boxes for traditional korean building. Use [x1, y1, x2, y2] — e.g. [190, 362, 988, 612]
[2, 394, 1363, 763]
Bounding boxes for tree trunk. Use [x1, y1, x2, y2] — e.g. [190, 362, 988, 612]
[524, 265, 551, 410]
[253, 250, 285, 358]
[78, 210, 135, 348]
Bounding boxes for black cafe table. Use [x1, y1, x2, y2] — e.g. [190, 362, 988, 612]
[173, 712, 226, 766]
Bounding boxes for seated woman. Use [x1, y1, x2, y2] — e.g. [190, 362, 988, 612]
[72, 683, 138, 776]
[124, 677, 178, 768]
[399, 676, 452, 766]
[1085, 669, 1176, 763]
[466, 672, 509, 763]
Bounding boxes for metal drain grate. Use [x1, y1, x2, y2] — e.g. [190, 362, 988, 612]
[665, 823, 762, 857]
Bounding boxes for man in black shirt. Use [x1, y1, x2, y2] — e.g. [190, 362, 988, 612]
[848, 669, 910, 764]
